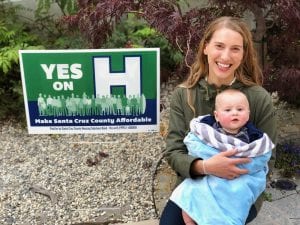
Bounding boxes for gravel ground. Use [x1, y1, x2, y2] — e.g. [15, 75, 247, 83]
[0, 76, 179, 225]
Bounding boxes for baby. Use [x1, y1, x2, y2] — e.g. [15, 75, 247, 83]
[171, 89, 275, 225]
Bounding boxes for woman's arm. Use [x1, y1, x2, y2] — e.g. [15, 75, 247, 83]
[164, 87, 251, 180]
[164, 88, 197, 179]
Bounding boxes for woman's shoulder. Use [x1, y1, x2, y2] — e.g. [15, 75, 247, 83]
[171, 85, 189, 98]
[244, 85, 268, 92]
[241, 85, 271, 100]
[169, 85, 188, 106]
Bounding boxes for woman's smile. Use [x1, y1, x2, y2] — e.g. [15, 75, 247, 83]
[216, 62, 232, 72]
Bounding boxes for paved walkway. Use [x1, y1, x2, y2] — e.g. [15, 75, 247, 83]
[248, 172, 300, 225]
[115, 220, 158, 225]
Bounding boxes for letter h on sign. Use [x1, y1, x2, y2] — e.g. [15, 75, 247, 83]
[93, 56, 142, 97]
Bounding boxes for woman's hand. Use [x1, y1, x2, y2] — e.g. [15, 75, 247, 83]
[191, 149, 250, 179]
[205, 149, 250, 179]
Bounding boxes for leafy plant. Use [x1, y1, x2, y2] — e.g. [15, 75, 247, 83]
[32, 0, 88, 49]
[262, 192, 272, 202]
[275, 140, 300, 177]
[0, 23, 43, 73]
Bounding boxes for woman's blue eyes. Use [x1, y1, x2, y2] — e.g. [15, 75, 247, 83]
[232, 48, 241, 52]
[215, 45, 241, 51]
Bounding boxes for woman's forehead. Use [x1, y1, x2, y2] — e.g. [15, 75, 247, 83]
[210, 28, 243, 46]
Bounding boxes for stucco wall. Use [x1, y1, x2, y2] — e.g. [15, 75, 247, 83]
[8, 0, 62, 21]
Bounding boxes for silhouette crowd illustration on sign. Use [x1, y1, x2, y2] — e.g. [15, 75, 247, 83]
[37, 92, 146, 117]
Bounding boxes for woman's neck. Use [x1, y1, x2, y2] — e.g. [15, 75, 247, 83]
[206, 76, 236, 87]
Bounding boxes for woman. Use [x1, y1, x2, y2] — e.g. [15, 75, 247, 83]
[160, 16, 277, 225]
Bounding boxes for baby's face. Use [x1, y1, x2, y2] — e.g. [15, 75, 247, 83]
[214, 93, 250, 134]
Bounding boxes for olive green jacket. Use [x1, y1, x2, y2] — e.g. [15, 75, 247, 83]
[164, 78, 278, 211]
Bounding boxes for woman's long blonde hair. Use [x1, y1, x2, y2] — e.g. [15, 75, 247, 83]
[182, 16, 263, 88]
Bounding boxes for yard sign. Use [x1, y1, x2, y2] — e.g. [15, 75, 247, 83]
[19, 48, 160, 134]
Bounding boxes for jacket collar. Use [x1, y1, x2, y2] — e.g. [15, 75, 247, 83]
[198, 78, 245, 101]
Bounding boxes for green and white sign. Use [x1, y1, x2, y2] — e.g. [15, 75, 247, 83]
[19, 48, 160, 134]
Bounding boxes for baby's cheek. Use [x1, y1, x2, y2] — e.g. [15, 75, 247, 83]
[219, 115, 232, 126]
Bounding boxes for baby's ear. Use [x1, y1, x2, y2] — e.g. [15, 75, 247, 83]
[214, 110, 218, 121]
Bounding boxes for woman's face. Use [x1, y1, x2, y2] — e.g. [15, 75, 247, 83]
[204, 28, 244, 86]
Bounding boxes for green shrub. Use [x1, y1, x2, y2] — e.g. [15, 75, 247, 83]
[0, 1, 44, 121]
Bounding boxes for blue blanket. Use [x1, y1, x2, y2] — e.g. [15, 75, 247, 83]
[170, 116, 274, 225]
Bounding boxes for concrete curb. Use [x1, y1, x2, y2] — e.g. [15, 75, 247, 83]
[115, 219, 158, 225]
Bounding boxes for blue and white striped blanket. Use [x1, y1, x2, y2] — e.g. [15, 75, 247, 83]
[170, 116, 275, 225]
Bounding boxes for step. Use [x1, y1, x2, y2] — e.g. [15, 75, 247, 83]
[115, 219, 159, 225]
